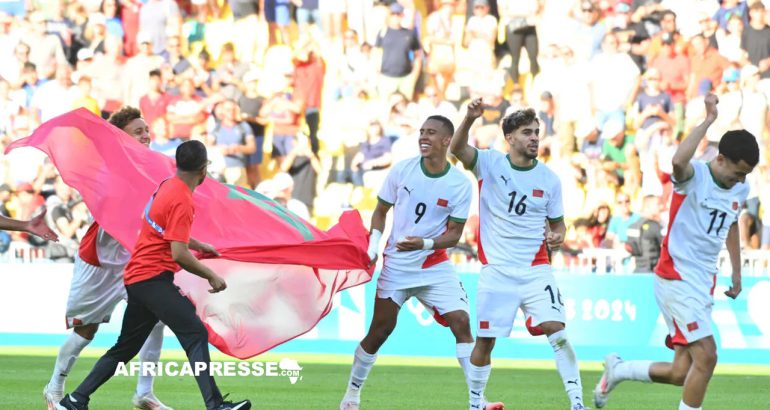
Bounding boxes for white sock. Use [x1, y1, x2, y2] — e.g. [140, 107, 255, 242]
[49, 332, 91, 391]
[136, 322, 165, 396]
[614, 360, 653, 383]
[468, 364, 491, 409]
[456, 342, 474, 384]
[679, 400, 701, 410]
[345, 344, 377, 401]
[548, 330, 583, 406]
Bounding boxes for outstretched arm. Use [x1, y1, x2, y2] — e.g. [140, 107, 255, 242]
[0, 210, 58, 241]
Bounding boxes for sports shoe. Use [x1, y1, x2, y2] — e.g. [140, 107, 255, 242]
[212, 398, 251, 410]
[340, 400, 360, 410]
[593, 353, 622, 408]
[483, 399, 505, 410]
[132, 392, 173, 410]
[55, 394, 88, 410]
[572, 403, 591, 410]
[44, 384, 64, 410]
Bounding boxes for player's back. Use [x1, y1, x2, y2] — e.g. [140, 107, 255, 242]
[655, 160, 749, 291]
[377, 156, 472, 289]
[471, 149, 564, 268]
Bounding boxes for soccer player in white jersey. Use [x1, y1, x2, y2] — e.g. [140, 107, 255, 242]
[593, 95, 759, 410]
[340, 115, 503, 410]
[44, 107, 172, 410]
[451, 99, 588, 410]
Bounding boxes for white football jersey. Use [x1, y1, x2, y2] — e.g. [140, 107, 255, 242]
[470, 149, 564, 269]
[655, 160, 749, 292]
[377, 156, 472, 290]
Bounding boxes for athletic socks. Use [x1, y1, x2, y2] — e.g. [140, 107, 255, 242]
[548, 330, 584, 407]
[49, 332, 92, 391]
[614, 360, 653, 383]
[456, 342, 474, 383]
[344, 344, 378, 401]
[136, 322, 165, 396]
[468, 363, 491, 409]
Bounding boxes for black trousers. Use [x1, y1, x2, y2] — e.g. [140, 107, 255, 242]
[73, 272, 223, 409]
[305, 108, 320, 155]
[506, 25, 539, 83]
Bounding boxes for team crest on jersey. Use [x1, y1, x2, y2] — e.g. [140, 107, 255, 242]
[687, 322, 699, 332]
[533, 189, 544, 198]
[437, 198, 448, 207]
[732, 201, 738, 210]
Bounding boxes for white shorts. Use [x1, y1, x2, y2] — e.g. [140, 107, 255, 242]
[65, 256, 127, 328]
[654, 275, 713, 348]
[376, 279, 469, 325]
[476, 264, 565, 338]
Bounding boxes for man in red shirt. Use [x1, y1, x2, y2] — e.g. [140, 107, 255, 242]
[293, 37, 325, 155]
[57, 141, 251, 410]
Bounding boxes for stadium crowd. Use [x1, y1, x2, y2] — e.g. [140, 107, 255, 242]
[0, 0, 769, 271]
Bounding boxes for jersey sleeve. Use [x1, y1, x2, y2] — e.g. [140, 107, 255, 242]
[377, 163, 400, 206]
[546, 174, 564, 221]
[449, 177, 472, 223]
[468, 148, 490, 180]
[162, 199, 194, 243]
[672, 160, 705, 195]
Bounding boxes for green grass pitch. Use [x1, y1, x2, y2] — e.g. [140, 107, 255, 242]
[2, 347, 769, 409]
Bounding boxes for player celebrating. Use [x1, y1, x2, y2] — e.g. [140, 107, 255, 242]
[593, 95, 758, 410]
[44, 107, 171, 410]
[340, 115, 502, 410]
[451, 99, 588, 410]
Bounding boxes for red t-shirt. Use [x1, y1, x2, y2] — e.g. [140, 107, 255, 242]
[124, 177, 194, 285]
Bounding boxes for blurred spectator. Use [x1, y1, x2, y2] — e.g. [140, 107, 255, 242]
[687, 33, 730, 100]
[259, 74, 301, 166]
[633, 68, 673, 131]
[601, 119, 636, 181]
[101, 0, 125, 40]
[587, 202, 612, 248]
[292, 36, 325, 155]
[500, 0, 542, 84]
[265, 0, 291, 45]
[149, 117, 180, 157]
[238, 71, 266, 189]
[139, 0, 181, 54]
[211, 99, 256, 187]
[647, 10, 686, 62]
[139, 69, 171, 128]
[350, 120, 392, 189]
[90, 35, 125, 115]
[161, 35, 192, 75]
[375, 3, 422, 101]
[2, 41, 29, 88]
[71, 75, 101, 116]
[30, 63, 75, 125]
[742, 1, 770, 79]
[167, 77, 206, 140]
[84, 12, 108, 55]
[588, 33, 641, 131]
[25, 11, 68, 80]
[214, 42, 249, 100]
[571, 0, 605, 63]
[281, 132, 321, 213]
[416, 85, 457, 122]
[229, 0, 262, 64]
[624, 195, 663, 273]
[713, 0, 748, 30]
[717, 14, 747, 63]
[424, 0, 458, 97]
[258, 171, 311, 221]
[295, 0, 321, 31]
[0, 184, 12, 218]
[611, 1, 650, 71]
[464, 0, 497, 80]
[123, 32, 164, 107]
[648, 32, 689, 132]
[44, 177, 88, 261]
[604, 191, 640, 249]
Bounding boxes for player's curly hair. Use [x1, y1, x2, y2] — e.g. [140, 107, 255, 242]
[108, 106, 143, 132]
[501, 108, 538, 135]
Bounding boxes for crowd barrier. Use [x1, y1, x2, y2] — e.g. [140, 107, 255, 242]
[1, 263, 768, 365]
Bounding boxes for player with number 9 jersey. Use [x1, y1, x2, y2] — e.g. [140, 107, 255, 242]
[377, 156, 472, 290]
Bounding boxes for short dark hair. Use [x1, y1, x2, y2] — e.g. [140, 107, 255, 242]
[661, 10, 676, 19]
[108, 106, 142, 131]
[749, 1, 765, 11]
[719, 130, 759, 167]
[176, 140, 208, 172]
[148, 69, 161, 78]
[426, 115, 454, 135]
[502, 108, 538, 135]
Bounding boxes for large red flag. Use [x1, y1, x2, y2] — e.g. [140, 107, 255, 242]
[5, 108, 373, 359]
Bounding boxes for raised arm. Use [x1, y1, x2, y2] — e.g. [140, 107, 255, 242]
[672, 94, 718, 183]
[450, 98, 484, 169]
